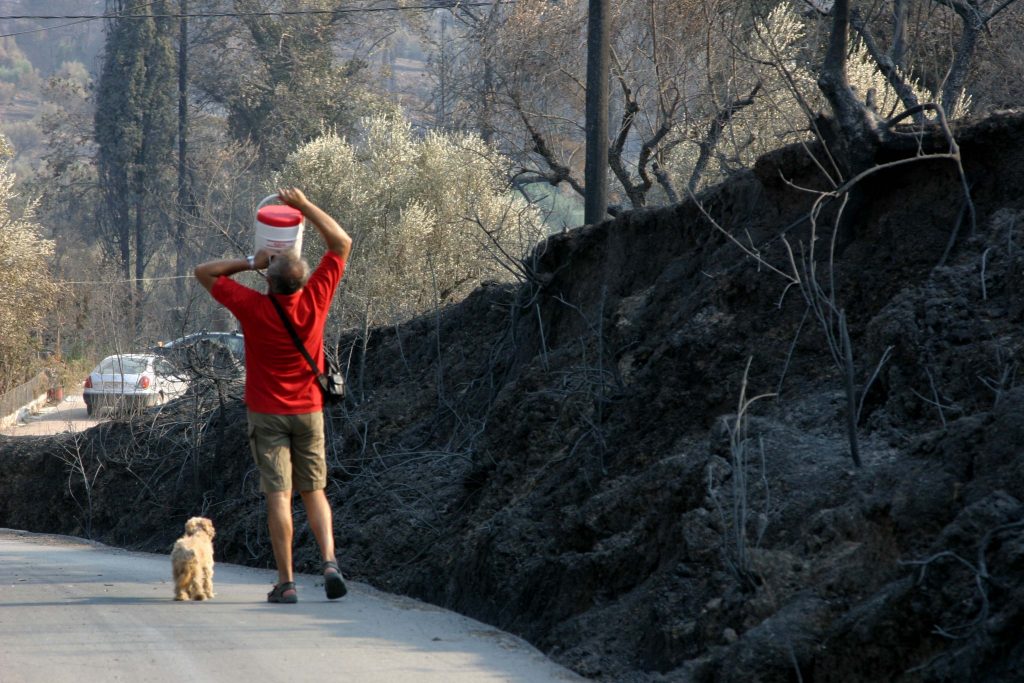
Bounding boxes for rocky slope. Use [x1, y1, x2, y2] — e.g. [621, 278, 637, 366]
[3, 111, 1024, 682]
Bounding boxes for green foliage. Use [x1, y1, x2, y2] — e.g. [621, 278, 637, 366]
[54, 61, 90, 89]
[38, 71, 95, 184]
[94, 0, 177, 282]
[193, 0, 389, 169]
[0, 61, 32, 84]
[0, 145, 60, 391]
[846, 39, 971, 121]
[0, 37, 36, 85]
[95, 2, 176, 182]
[520, 182, 584, 232]
[662, 1, 818, 194]
[1, 122, 43, 157]
[666, 0, 975, 194]
[722, 1, 821, 165]
[278, 114, 547, 329]
[0, 2, 106, 78]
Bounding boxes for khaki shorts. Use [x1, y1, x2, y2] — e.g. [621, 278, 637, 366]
[247, 411, 326, 493]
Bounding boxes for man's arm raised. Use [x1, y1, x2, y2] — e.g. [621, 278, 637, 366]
[278, 187, 353, 261]
[193, 250, 270, 293]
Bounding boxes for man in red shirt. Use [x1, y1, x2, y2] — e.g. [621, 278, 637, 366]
[194, 187, 352, 604]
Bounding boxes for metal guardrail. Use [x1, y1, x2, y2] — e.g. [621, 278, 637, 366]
[0, 371, 49, 423]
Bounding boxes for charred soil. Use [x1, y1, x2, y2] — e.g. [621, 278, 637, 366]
[4, 112, 1024, 682]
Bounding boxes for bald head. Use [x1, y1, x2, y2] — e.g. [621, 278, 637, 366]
[266, 249, 310, 294]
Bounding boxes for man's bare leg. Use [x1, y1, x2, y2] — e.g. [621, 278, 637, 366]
[299, 488, 336, 565]
[300, 488, 347, 599]
[266, 490, 294, 584]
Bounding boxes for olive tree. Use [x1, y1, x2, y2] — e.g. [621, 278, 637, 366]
[656, 0, 994, 195]
[434, 0, 1020, 210]
[0, 138, 60, 391]
[278, 114, 547, 331]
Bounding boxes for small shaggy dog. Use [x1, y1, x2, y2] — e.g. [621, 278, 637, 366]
[171, 517, 216, 601]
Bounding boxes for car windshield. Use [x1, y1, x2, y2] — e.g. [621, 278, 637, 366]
[98, 356, 149, 375]
[155, 359, 178, 376]
[219, 336, 244, 356]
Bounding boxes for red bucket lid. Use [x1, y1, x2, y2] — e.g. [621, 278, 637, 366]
[257, 204, 303, 227]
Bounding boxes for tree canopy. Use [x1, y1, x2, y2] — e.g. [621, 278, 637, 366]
[1, 0, 1022, 363]
[0, 137, 60, 391]
[278, 113, 546, 330]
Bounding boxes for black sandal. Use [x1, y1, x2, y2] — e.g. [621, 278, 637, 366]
[323, 561, 347, 600]
[267, 581, 298, 604]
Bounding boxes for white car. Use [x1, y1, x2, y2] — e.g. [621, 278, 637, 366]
[82, 354, 189, 416]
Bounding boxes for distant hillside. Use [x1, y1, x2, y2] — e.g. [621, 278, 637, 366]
[0, 91, 38, 123]
[0, 0, 105, 77]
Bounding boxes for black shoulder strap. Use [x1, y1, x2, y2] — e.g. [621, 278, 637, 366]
[267, 294, 323, 380]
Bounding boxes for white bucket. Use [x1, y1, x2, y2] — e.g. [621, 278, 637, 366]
[253, 194, 304, 254]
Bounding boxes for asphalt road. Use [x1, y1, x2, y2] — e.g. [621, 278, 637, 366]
[0, 394, 101, 437]
[0, 530, 582, 683]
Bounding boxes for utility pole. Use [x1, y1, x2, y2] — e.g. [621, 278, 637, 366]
[584, 0, 610, 225]
[175, 0, 189, 307]
[438, 16, 449, 129]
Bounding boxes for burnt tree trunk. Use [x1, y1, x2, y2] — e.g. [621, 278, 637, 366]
[816, 0, 887, 178]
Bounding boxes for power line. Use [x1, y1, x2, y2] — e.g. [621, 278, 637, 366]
[0, 3, 505, 21]
[0, 0, 161, 38]
[0, 17, 93, 38]
[0, 2, 510, 39]
[57, 275, 196, 285]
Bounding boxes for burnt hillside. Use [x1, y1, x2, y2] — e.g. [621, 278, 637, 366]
[3, 111, 1024, 682]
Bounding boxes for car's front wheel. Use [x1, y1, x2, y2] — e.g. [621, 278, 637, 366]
[85, 402, 94, 417]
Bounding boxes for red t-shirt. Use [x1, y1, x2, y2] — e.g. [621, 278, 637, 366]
[212, 251, 346, 414]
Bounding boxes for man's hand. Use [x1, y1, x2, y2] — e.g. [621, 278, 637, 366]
[276, 187, 352, 260]
[254, 249, 272, 270]
[278, 187, 309, 211]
